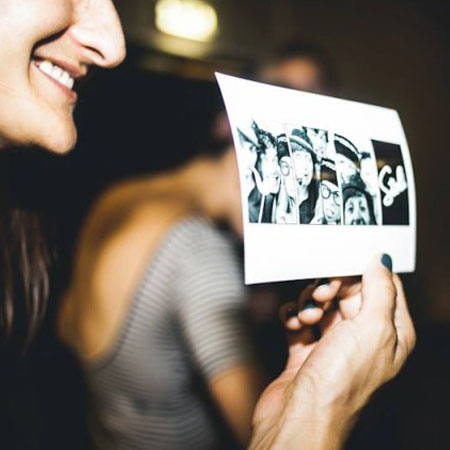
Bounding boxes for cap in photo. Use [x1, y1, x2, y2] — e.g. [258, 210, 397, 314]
[321, 157, 338, 184]
[289, 128, 314, 153]
[334, 134, 360, 166]
[277, 134, 290, 159]
[252, 120, 276, 150]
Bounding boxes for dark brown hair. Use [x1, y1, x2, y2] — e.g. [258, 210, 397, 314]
[0, 152, 56, 350]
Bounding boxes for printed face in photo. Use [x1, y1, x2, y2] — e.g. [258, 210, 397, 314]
[344, 192, 371, 225]
[258, 146, 281, 194]
[321, 180, 341, 224]
[293, 149, 314, 188]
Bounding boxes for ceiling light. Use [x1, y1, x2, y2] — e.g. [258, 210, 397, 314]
[155, 0, 218, 43]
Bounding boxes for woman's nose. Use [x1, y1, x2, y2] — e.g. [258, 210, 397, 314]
[71, 0, 126, 68]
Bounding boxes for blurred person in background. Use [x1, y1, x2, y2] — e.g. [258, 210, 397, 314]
[58, 148, 265, 449]
[256, 41, 338, 94]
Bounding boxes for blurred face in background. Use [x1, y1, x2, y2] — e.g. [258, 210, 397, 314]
[344, 193, 370, 225]
[260, 56, 325, 93]
[0, 0, 125, 153]
[258, 146, 281, 194]
[293, 149, 314, 188]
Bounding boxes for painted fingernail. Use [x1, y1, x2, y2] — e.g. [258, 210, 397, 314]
[381, 253, 392, 272]
[302, 299, 317, 310]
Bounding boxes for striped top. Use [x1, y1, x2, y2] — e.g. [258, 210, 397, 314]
[83, 216, 254, 449]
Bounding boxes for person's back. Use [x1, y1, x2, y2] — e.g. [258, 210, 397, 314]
[59, 154, 263, 448]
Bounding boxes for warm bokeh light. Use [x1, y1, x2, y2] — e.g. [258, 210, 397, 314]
[155, 0, 218, 42]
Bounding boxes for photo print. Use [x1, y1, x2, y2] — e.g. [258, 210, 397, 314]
[216, 73, 416, 283]
[372, 140, 409, 225]
[236, 120, 297, 224]
[334, 134, 381, 226]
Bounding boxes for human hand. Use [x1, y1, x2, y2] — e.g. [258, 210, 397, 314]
[249, 254, 416, 450]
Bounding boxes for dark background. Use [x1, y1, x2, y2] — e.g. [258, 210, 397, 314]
[2, 0, 450, 448]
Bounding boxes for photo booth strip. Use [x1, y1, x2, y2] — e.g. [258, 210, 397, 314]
[216, 73, 416, 284]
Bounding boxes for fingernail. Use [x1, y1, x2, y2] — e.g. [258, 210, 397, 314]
[381, 253, 392, 272]
[302, 299, 317, 310]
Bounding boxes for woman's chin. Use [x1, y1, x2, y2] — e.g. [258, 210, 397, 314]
[36, 123, 78, 154]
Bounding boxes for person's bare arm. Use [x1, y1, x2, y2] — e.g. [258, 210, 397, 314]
[209, 364, 264, 446]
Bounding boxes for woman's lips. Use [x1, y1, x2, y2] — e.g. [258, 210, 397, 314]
[32, 59, 78, 103]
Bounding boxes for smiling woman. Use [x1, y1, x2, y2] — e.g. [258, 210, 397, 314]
[0, 0, 125, 345]
[0, 0, 125, 154]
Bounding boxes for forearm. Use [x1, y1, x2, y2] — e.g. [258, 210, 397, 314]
[250, 387, 357, 450]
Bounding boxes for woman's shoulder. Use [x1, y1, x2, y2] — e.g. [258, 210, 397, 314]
[59, 185, 195, 359]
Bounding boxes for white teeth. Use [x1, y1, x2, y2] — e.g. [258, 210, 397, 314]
[36, 59, 75, 90]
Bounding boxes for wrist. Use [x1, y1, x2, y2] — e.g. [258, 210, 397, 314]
[250, 382, 358, 450]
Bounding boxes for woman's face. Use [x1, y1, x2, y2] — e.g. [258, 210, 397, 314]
[293, 149, 313, 187]
[0, 0, 126, 153]
[259, 146, 281, 194]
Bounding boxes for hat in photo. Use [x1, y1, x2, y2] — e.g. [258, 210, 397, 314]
[289, 128, 314, 153]
[276, 134, 290, 159]
[334, 134, 360, 166]
[251, 120, 276, 150]
[320, 157, 338, 185]
[342, 173, 376, 224]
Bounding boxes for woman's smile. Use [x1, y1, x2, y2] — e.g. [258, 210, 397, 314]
[32, 59, 78, 103]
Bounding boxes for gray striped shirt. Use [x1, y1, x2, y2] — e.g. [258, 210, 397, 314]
[83, 216, 254, 449]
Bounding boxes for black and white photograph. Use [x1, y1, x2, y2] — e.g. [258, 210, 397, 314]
[372, 139, 409, 225]
[334, 134, 380, 225]
[218, 73, 416, 283]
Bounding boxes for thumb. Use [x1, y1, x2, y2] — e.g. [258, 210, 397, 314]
[360, 253, 396, 322]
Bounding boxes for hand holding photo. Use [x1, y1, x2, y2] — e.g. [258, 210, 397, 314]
[216, 73, 416, 284]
